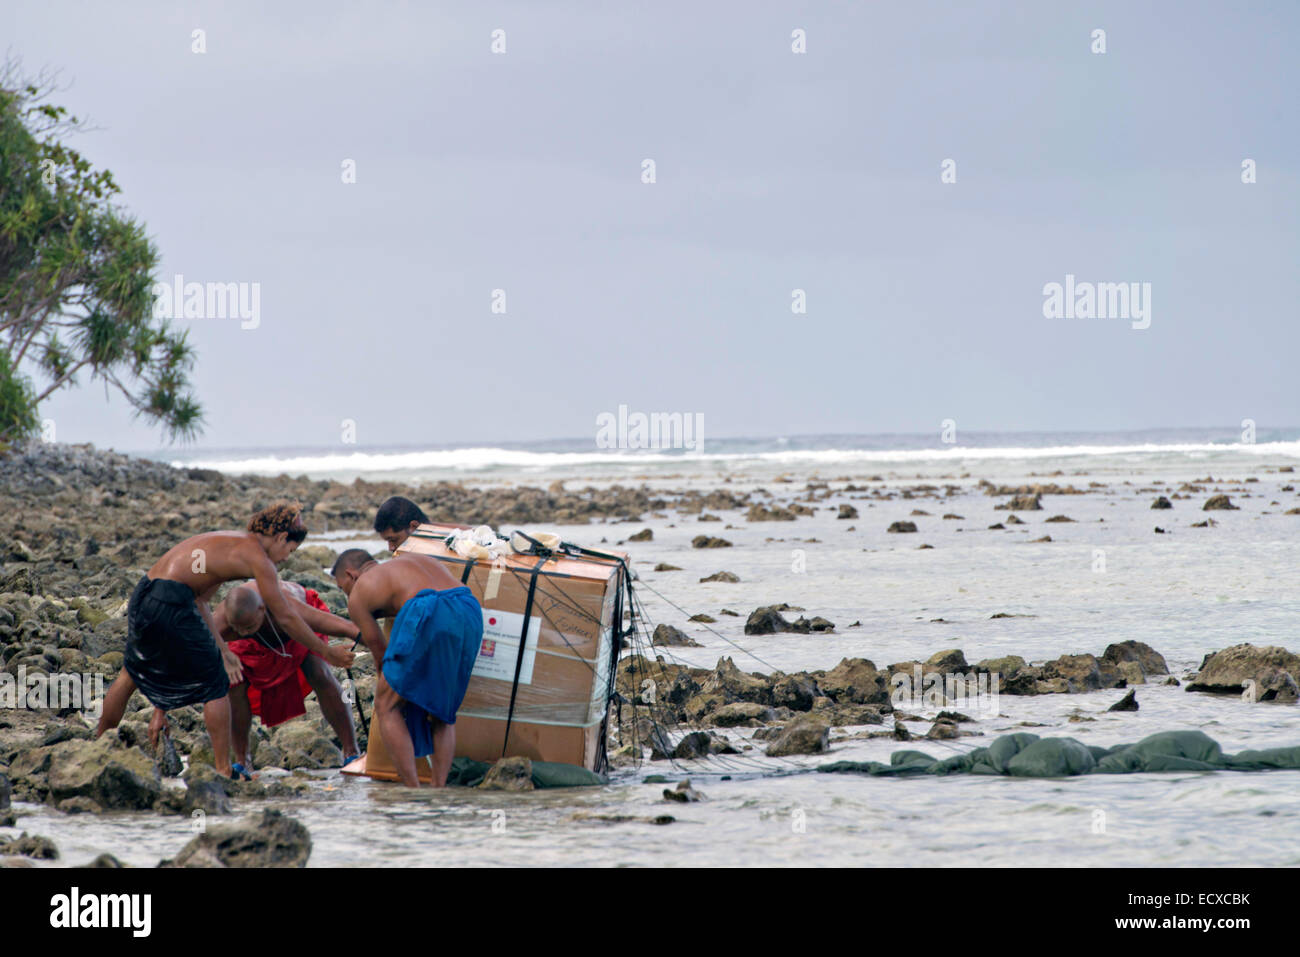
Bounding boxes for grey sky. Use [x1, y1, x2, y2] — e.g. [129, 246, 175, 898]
[6, 0, 1297, 452]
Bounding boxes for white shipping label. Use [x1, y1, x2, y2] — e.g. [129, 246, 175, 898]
[473, 608, 541, 685]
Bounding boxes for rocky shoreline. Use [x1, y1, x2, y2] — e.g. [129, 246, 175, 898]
[1, 441, 1298, 866]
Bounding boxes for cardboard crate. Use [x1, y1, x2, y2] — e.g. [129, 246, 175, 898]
[345, 525, 625, 780]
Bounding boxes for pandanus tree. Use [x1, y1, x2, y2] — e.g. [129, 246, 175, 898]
[0, 63, 202, 447]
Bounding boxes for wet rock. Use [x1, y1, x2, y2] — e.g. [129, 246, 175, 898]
[892, 718, 911, 741]
[1187, 644, 1300, 698]
[926, 649, 968, 672]
[45, 738, 161, 810]
[818, 658, 887, 705]
[1115, 661, 1146, 685]
[56, 796, 103, 814]
[772, 673, 819, 711]
[651, 624, 701, 648]
[837, 505, 859, 519]
[0, 832, 58, 860]
[701, 657, 774, 705]
[691, 535, 732, 548]
[1203, 495, 1238, 511]
[1151, 497, 1173, 509]
[628, 529, 653, 542]
[662, 779, 706, 802]
[975, 655, 1026, 678]
[182, 764, 234, 815]
[688, 613, 716, 623]
[1255, 667, 1300, 703]
[926, 718, 959, 739]
[1044, 515, 1076, 523]
[670, 730, 736, 760]
[996, 494, 1042, 511]
[819, 703, 885, 727]
[0, 771, 8, 810]
[707, 702, 775, 727]
[271, 722, 343, 769]
[744, 605, 794, 635]
[790, 616, 835, 633]
[478, 756, 535, 791]
[653, 563, 681, 572]
[765, 715, 831, 756]
[163, 809, 311, 868]
[1102, 640, 1169, 677]
[85, 853, 125, 868]
[747, 504, 798, 521]
[1041, 654, 1105, 693]
[887, 521, 917, 533]
[295, 544, 338, 567]
[1108, 689, 1139, 712]
[699, 571, 739, 583]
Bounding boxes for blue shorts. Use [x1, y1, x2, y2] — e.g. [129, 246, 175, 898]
[382, 587, 483, 757]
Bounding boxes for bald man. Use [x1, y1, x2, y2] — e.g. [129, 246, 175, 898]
[214, 580, 362, 775]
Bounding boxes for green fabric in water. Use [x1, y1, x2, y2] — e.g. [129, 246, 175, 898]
[444, 756, 607, 788]
[819, 730, 1300, 779]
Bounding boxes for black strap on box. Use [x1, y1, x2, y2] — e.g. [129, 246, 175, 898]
[460, 558, 475, 584]
[501, 556, 547, 756]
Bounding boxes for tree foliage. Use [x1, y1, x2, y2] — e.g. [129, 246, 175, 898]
[0, 63, 202, 446]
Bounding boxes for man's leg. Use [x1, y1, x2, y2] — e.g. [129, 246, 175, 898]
[375, 673, 419, 787]
[300, 656, 359, 760]
[94, 668, 136, 738]
[203, 695, 234, 778]
[429, 720, 455, 788]
[228, 682, 252, 768]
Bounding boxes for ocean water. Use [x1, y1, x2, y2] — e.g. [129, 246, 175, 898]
[15, 430, 1300, 866]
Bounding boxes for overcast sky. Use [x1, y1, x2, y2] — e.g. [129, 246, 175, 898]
[5, 0, 1297, 453]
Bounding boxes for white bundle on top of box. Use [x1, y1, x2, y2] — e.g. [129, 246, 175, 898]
[393, 522, 629, 772]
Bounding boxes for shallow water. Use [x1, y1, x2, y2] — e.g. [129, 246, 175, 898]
[9, 451, 1300, 866]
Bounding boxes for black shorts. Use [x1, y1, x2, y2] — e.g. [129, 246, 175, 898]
[124, 576, 230, 710]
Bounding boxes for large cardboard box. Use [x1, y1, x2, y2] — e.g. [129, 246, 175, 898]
[346, 524, 625, 779]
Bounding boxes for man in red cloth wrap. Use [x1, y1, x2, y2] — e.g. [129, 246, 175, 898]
[213, 579, 362, 776]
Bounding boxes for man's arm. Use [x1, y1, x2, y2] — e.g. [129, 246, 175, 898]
[282, 590, 362, 642]
[347, 586, 387, 662]
[197, 598, 243, 685]
[247, 546, 355, 669]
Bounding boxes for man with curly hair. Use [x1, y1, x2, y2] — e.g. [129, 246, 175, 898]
[94, 502, 356, 779]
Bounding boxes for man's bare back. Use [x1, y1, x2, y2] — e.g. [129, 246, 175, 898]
[337, 552, 462, 659]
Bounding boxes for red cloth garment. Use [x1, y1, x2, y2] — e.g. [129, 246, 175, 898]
[228, 589, 331, 727]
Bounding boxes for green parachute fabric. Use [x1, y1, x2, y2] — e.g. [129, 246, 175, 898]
[818, 731, 1300, 778]
[443, 756, 607, 788]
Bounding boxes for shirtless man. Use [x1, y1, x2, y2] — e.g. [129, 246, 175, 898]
[214, 580, 362, 774]
[95, 503, 356, 778]
[331, 549, 482, 787]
